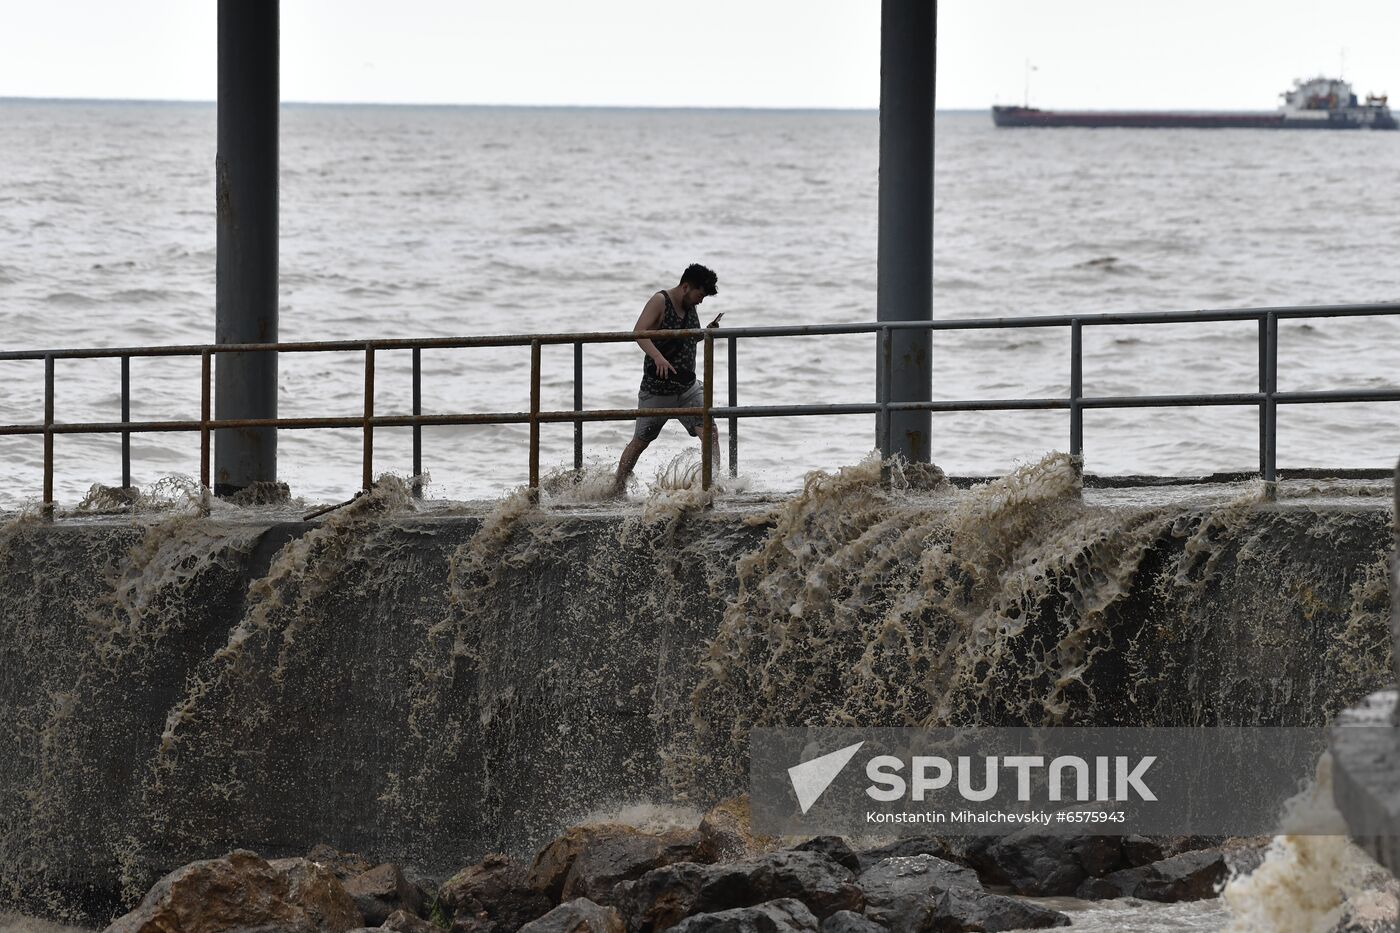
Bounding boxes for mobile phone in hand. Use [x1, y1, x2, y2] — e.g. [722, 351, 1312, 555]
[708, 312, 724, 328]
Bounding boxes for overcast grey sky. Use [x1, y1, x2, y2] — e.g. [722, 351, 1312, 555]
[1, 1, 1397, 110]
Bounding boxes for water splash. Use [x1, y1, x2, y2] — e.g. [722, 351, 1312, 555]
[1222, 754, 1392, 933]
[1, 455, 1391, 924]
[683, 451, 1392, 787]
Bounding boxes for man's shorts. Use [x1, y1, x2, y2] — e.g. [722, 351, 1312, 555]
[633, 381, 705, 442]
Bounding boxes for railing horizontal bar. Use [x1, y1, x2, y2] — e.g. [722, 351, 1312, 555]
[2, 303, 1398, 362]
[1275, 389, 1400, 404]
[1079, 392, 1264, 409]
[6, 384, 1398, 440]
[703, 403, 884, 418]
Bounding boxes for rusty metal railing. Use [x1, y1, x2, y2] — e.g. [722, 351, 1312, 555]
[2, 300, 1400, 514]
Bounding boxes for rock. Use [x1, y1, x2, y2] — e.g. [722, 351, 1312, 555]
[793, 839, 860, 874]
[819, 909, 886, 933]
[531, 826, 634, 899]
[519, 898, 626, 933]
[271, 857, 367, 932]
[1121, 835, 1167, 867]
[449, 906, 495, 933]
[308, 843, 378, 882]
[1073, 877, 1122, 900]
[976, 833, 1124, 896]
[613, 860, 709, 932]
[856, 854, 1067, 933]
[1075, 849, 1229, 902]
[853, 837, 961, 873]
[931, 889, 1070, 932]
[345, 863, 427, 926]
[103, 849, 325, 933]
[383, 907, 445, 932]
[618, 851, 862, 933]
[856, 855, 982, 930]
[568, 830, 704, 902]
[698, 796, 777, 862]
[669, 899, 820, 933]
[441, 853, 553, 932]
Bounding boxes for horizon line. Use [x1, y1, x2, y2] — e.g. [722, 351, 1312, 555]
[0, 94, 901, 112]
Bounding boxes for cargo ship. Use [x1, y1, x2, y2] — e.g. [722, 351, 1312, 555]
[991, 77, 1396, 130]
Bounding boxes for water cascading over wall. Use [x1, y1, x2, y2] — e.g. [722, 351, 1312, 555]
[0, 455, 1392, 925]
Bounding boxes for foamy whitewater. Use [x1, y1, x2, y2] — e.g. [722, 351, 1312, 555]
[1, 102, 1399, 507]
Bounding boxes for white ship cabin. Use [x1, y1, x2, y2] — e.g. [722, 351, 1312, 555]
[1279, 76, 1358, 119]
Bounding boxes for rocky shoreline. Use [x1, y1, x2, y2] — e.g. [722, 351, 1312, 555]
[96, 798, 1262, 933]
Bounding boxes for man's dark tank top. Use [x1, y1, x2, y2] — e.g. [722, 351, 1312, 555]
[641, 289, 699, 394]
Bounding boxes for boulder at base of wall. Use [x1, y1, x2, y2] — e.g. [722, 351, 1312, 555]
[350, 909, 439, 933]
[529, 823, 705, 904]
[102, 849, 362, 933]
[616, 851, 863, 933]
[1075, 849, 1230, 902]
[343, 863, 428, 925]
[853, 837, 963, 873]
[857, 855, 1068, 933]
[441, 853, 554, 932]
[698, 796, 779, 862]
[792, 839, 861, 875]
[818, 909, 887, 933]
[270, 857, 367, 932]
[930, 889, 1070, 932]
[974, 833, 1126, 896]
[518, 897, 626, 933]
[307, 843, 378, 883]
[668, 898, 820, 933]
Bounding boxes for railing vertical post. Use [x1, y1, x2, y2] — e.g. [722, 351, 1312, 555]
[879, 327, 893, 459]
[702, 333, 714, 491]
[200, 350, 212, 494]
[1264, 313, 1278, 492]
[1070, 320, 1083, 459]
[727, 335, 738, 477]
[1258, 316, 1267, 478]
[363, 345, 375, 492]
[42, 355, 54, 518]
[117, 355, 131, 489]
[411, 347, 422, 498]
[573, 340, 583, 472]
[529, 339, 541, 497]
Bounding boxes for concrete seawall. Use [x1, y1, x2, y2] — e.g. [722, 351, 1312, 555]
[1, 468, 1393, 923]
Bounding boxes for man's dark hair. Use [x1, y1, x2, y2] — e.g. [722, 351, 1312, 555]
[680, 263, 718, 296]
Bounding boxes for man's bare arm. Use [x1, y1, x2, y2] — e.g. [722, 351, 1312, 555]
[633, 293, 675, 379]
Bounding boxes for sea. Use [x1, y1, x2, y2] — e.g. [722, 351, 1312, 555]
[2, 100, 1399, 508]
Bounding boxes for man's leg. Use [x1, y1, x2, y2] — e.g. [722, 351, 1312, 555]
[612, 435, 650, 494]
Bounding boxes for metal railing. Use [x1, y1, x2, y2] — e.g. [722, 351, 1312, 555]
[1, 300, 1398, 513]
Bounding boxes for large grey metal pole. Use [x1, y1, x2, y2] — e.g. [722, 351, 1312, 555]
[875, 0, 935, 463]
[215, 0, 279, 496]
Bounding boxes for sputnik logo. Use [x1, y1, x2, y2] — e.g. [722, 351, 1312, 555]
[788, 741, 865, 814]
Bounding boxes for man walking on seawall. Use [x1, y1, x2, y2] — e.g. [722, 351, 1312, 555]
[611, 263, 722, 496]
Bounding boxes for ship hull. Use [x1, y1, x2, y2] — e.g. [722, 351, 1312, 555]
[991, 106, 1394, 130]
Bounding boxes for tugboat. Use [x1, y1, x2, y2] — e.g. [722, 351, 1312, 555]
[991, 77, 1397, 129]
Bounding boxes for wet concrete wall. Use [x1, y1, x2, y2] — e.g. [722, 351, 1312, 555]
[0, 473, 1393, 924]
